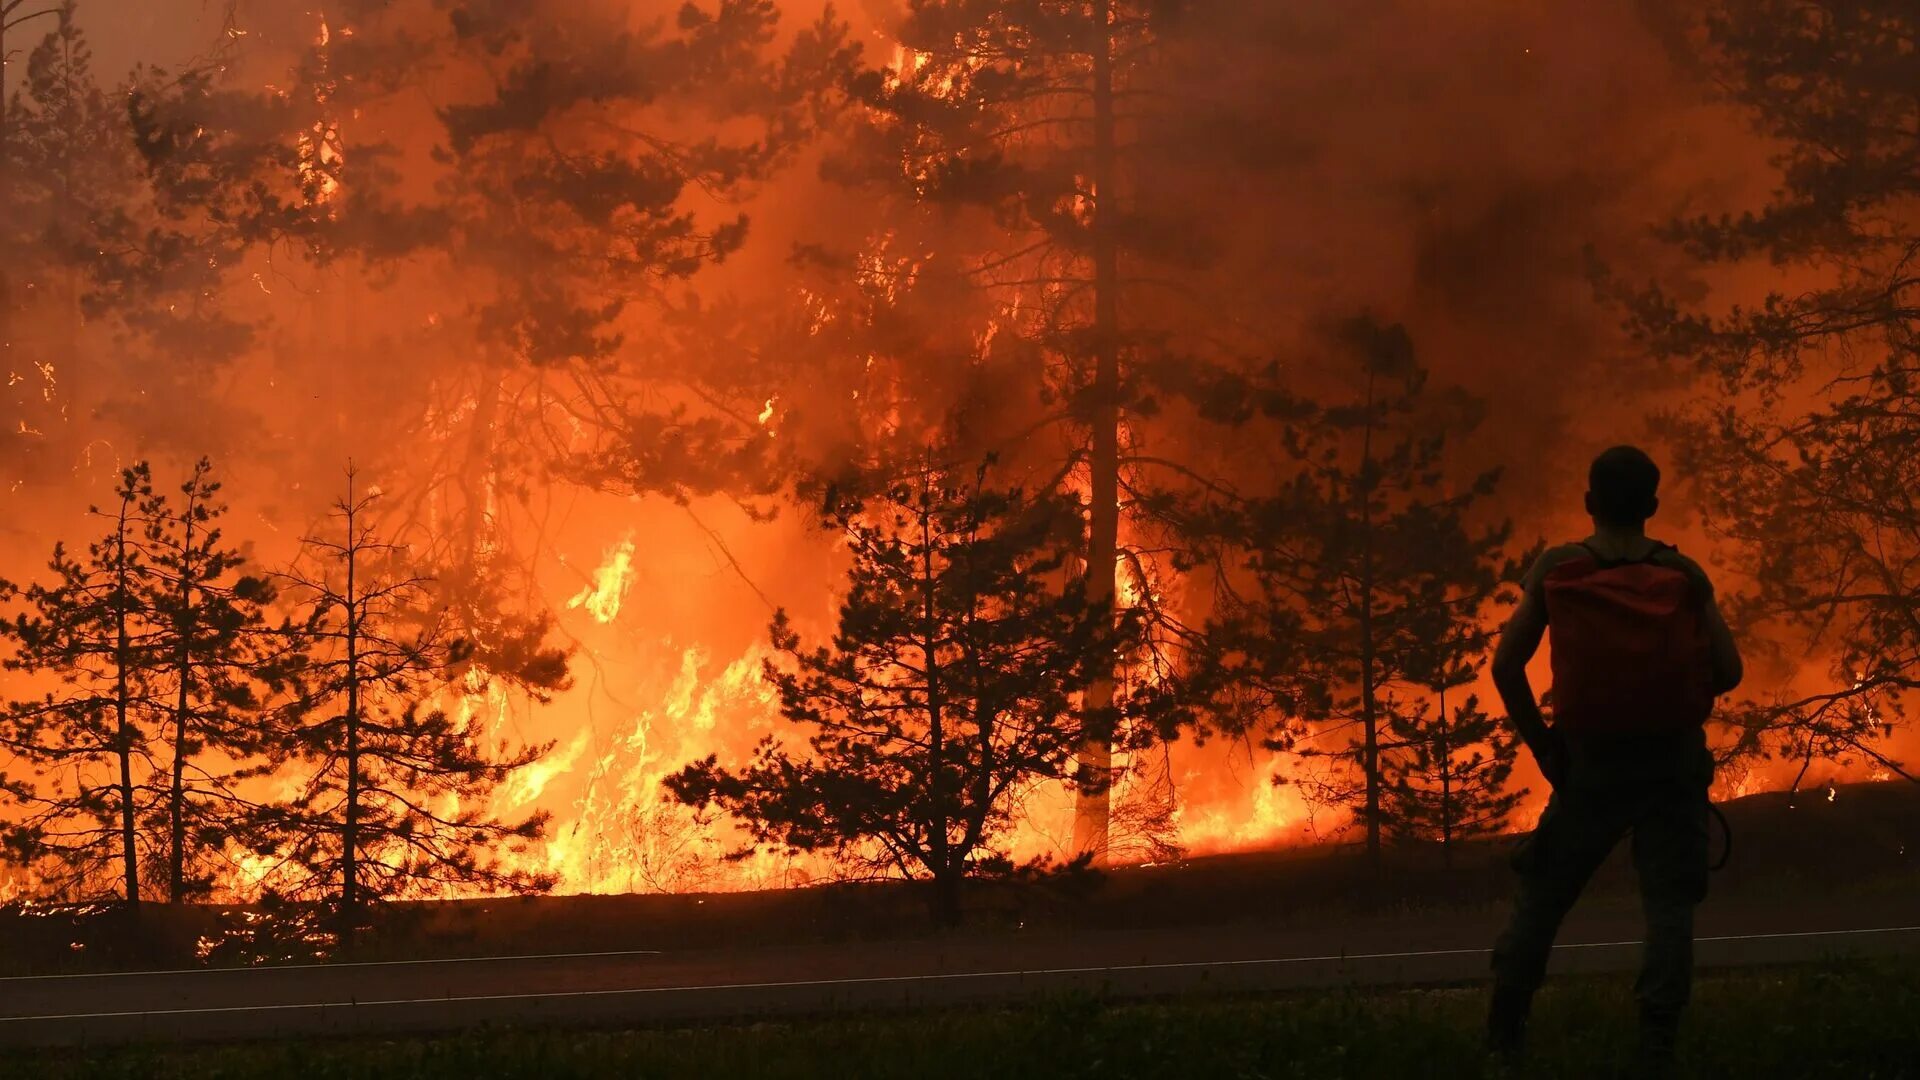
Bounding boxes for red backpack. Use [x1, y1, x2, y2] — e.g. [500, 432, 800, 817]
[1542, 542, 1715, 739]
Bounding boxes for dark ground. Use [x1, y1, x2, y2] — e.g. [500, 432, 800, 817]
[13, 961, 1919, 1079]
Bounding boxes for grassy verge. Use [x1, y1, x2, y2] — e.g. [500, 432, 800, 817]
[22, 961, 1920, 1079]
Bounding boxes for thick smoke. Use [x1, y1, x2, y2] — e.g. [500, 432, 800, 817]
[55, 0, 1759, 549]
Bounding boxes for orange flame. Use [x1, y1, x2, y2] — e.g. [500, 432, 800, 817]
[568, 536, 636, 625]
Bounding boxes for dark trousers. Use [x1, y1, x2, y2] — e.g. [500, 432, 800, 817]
[1491, 734, 1713, 1030]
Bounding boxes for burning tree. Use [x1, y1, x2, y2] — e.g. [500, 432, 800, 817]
[842, 0, 1252, 857]
[1204, 318, 1523, 858]
[669, 456, 1173, 925]
[0, 465, 163, 905]
[262, 473, 556, 941]
[1608, 0, 1920, 783]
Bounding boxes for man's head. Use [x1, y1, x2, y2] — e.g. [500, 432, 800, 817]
[1585, 445, 1660, 530]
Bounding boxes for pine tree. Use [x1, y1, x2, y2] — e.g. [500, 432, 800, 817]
[1378, 522, 1527, 859]
[668, 455, 1173, 925]
[0, 464, 163, 904]
[263, 471, 555, 943]
[137, 458, 288, 903]
[1205, 318, 1522, 859]
[1383, 681, 1524, 862]
[1605, 0, 1920, 782]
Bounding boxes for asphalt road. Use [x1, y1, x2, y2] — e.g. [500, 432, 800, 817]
[1, 897, 1916, 1047]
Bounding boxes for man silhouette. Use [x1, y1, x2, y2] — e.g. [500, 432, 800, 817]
[1485, 445, 1743, 1073]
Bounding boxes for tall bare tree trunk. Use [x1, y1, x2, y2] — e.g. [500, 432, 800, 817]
[920, 484, 954, 923]
[340, 488, 363, 942]
[111, 492, 141, 908]
[1358, 370, 1381, 861]
[1074, 0, 1122, 861]
[167, 488, 198, 903]
[1439, 683, 1453, 867]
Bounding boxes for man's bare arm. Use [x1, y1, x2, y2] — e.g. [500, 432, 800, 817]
[1492, 557, 1563, 785]
[1492, 586, 1550, 748]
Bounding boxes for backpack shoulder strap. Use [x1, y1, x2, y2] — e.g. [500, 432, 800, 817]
[1577, 540, 1677, 569]
[1634, 541, 1679, 565]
